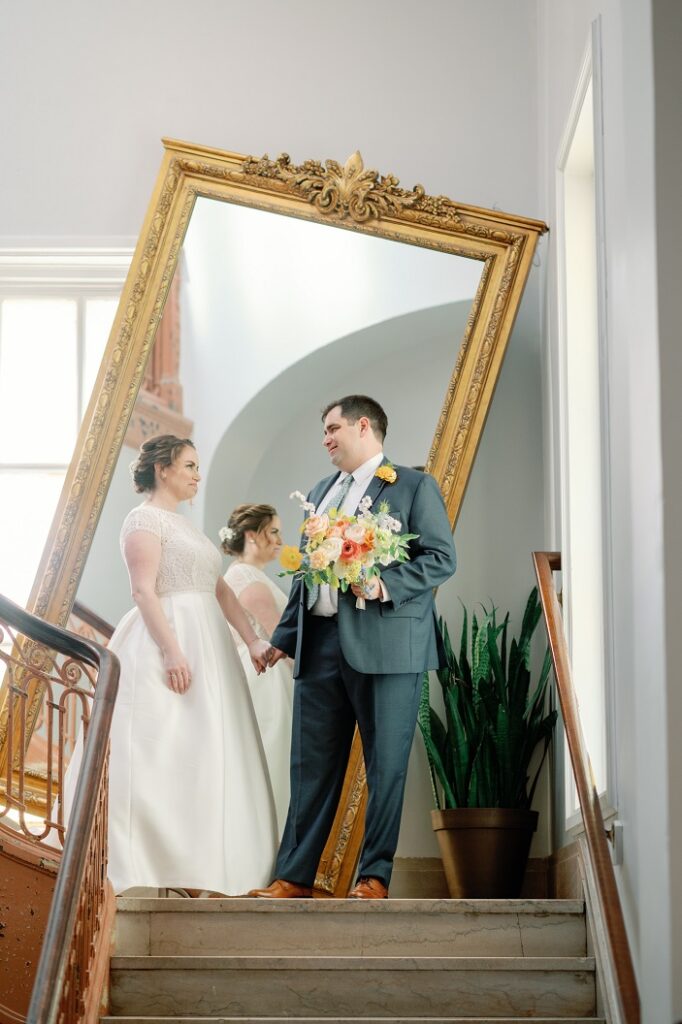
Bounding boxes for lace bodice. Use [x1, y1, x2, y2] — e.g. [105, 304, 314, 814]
[120, 504, 222, 595]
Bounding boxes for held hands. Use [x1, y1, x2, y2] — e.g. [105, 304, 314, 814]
[163, 647, 192, 694]
[267, 646, 288, 667]
[248, 638, 272, 675]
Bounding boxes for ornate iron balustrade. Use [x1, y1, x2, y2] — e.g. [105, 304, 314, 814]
[0, 594, 119, 1024]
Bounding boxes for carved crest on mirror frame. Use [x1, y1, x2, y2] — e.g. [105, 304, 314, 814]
[0, 137, 547, 897]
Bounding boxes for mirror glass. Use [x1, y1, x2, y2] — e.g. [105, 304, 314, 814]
[75, 196, 484, 625]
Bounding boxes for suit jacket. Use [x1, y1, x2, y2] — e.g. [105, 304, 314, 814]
[272, 458, 457, 677]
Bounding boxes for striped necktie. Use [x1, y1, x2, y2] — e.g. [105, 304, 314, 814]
[306, 473, 354, 610]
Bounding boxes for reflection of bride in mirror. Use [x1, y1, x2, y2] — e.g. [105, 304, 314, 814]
[221, 504, 294, 836]
[100, 434, 278, 895]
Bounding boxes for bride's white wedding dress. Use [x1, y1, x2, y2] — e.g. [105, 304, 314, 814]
[105, 503, 278, 895]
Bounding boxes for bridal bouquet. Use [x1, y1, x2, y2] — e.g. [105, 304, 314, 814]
[279, 491, 418, 609]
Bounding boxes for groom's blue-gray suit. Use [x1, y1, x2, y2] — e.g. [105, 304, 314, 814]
[271, 457, 457, 887]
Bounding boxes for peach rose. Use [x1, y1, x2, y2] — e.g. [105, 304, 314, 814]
[310, 547, 332, 570]
[303, 513, 330, 537]
[320, 536, 343, 561]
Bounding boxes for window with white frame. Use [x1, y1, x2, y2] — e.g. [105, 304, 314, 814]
[556, 23, 614, 821]
[0, 269, 124, 607]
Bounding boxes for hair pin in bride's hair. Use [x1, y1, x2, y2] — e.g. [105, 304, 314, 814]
[219, 526, 236, 543]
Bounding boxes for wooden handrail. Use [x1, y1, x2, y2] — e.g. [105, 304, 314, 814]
[533, 552, 640, 1024]
[72, 600, 114, 642]
[0, 593, 120, 1024]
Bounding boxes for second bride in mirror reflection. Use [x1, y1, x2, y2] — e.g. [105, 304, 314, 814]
[105, 434, 278, 896]
[221, 505, 295, 837]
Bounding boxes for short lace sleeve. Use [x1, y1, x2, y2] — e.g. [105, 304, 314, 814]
[120, 506, 164, 548]
[224, 562, 264, 598]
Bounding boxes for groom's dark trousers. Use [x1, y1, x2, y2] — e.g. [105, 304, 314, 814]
[275, 614, 422, 887]
[272, 461, 457, 888]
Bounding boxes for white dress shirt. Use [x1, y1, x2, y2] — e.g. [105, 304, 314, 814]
[311, 451, 385, 617]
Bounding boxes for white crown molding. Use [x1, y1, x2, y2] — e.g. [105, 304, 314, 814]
[0, 240, 135, 287]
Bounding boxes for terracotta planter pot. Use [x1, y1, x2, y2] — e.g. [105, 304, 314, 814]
[431, 807, 539, 898]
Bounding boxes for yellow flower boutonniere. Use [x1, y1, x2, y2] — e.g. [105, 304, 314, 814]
[375, 464, 398, 484]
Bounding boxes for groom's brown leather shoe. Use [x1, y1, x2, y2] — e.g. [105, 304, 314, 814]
[247, 878, 313, 898]
[348, 876, 388, 899]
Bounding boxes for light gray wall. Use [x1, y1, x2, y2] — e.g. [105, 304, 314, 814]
[0, 0, 540, 239]
[651, 1, 682, 1014]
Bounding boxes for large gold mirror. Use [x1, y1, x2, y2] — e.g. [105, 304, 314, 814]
[0, 139, 546, 894]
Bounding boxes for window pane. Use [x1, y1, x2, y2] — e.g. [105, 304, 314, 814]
[82, 298, 118, 414]
[0, 300, 78, 463]
[0, 470, 66, 606]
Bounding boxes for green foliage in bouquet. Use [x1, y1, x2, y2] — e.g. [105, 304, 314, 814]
[418, 587, 557, 810]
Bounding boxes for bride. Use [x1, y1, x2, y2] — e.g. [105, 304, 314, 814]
[104, 434, 278, 896]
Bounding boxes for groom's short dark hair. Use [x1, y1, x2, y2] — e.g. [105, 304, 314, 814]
[322, 395, 388, 442]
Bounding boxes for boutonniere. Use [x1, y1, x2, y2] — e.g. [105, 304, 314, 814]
[375, 462, 397, 484]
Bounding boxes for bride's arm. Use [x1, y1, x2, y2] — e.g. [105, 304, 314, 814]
[238, 582, 294, 670]
[237, 582, 281, 639]
[215, 577, 271, 674]
[123, 530, 192, 694]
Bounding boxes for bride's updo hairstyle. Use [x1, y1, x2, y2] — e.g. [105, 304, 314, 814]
[131, 434, 195, 493]
[221, 503, 277, 556]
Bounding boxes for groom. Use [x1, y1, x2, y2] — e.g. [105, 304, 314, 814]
[249, 395, 457, 899]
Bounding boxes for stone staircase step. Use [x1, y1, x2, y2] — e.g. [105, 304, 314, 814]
[109, 954, 597, 1018]
[114, 898, 586, 959]
[103, 1018, 606, 1023]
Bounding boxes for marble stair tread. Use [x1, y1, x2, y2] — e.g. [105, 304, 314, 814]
[109, 955, 596, 1018]
[115, 899, 586, 958]
[111, 955, 595, 971]
[115, 898, 585, 915]
[102, 1018, 606, 1023]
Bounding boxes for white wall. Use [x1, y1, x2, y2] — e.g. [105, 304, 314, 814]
[0, 1, 540, 239]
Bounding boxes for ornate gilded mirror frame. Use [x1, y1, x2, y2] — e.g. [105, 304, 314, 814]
[0, 138, 547, 895]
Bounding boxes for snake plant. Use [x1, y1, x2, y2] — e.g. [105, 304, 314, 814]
[418, 587, 557, 810]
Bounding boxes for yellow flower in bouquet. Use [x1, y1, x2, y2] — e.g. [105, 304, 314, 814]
[280, 545, 304, 571]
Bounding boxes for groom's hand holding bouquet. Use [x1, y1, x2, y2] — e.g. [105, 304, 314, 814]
[280, 489, 418, 609]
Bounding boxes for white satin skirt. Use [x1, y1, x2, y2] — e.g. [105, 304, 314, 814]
[106, 591, 278, 895]
[236, 647, 294, 838]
